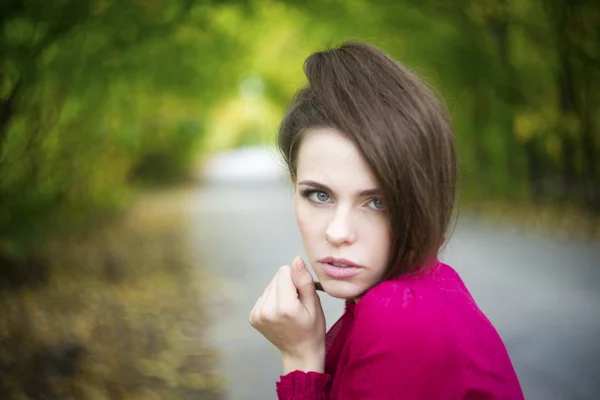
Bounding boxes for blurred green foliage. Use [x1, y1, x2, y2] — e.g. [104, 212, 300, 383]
[0, 0, 247, 254]
[1, 0, 599, 257]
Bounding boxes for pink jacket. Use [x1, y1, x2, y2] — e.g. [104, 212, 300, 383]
[276, 261, 524, 399]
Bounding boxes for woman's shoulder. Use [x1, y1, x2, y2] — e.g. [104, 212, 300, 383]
[353, 262, 461, 334]
[356, 279, 441, 323]
[355, 281, 448, 335]
[349, 271, 460, 363]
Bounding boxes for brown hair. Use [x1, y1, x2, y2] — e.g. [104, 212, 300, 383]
[277, 41, 458, 280]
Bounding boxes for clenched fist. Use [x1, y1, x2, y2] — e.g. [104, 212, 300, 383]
[249, 256, 326, 374]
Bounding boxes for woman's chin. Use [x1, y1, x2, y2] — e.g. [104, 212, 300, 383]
[320, 280, 365, 300]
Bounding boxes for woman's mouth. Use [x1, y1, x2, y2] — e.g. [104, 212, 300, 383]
[318, 257, 363, 279]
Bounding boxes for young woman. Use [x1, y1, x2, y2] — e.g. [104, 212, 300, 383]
[249, 41, 524, 399]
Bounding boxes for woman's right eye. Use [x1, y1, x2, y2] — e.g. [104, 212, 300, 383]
[308, 191, 330, 203]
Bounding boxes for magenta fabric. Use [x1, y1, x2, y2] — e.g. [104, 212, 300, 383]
[276, 261, 524, 399]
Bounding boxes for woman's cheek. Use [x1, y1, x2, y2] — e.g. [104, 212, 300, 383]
[297, 205, 328, 251]
[297, 206, 317, 239]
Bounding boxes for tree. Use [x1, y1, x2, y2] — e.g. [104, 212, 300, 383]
[0, 0, 248, 256]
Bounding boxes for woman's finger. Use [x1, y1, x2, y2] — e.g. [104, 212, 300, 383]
[260, 271, 279, 316]
[264, 274, 280, 319]
[276, 265, 299, 314]
[249, 292, 264, 323]
[251, 273, 278, 322]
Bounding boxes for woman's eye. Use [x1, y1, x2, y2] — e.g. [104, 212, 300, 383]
[309, 191, 330, 203]
[369, 198, 384, 210]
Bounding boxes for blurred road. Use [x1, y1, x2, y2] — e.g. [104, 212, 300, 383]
[184, 181, 600, 400]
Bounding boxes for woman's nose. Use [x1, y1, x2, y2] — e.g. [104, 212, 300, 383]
[325, 208, 357, 246]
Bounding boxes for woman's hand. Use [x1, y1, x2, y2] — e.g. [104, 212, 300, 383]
[249, 256, 326, 374]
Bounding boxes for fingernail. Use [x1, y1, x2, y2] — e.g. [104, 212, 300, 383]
[294, 255, 304, 270]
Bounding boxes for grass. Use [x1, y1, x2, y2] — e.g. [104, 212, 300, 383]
[0, 188, 225, 400]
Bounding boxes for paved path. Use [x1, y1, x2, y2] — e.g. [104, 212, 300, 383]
[183, 182, 600, 400]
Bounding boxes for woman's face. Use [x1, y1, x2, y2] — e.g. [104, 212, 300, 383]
[293, 127, 391, 300]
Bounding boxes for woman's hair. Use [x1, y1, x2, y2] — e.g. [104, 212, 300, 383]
[277, 41, 457, 280]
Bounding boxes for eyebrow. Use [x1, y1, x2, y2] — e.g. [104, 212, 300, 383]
[298, 180, 381, 197]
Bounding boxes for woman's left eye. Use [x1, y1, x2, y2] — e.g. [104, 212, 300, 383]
[309, 191, 330, 203]
[368, 198, 384, 210]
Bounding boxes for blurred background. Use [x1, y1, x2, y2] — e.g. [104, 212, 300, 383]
[0, 0, 598, 399]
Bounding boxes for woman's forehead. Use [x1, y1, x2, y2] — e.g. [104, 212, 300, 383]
[296, 128, 379, 191]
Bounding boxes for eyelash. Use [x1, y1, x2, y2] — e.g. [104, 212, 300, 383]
[300, 189, 331, 204]
[299, 189, 385, 211]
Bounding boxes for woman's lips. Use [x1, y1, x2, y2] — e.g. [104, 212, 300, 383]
[318, 257, 363, 279]
[319, 262, 362, 278]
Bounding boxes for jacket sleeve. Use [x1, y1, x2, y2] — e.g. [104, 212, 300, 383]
[276, 370, 332, 399]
